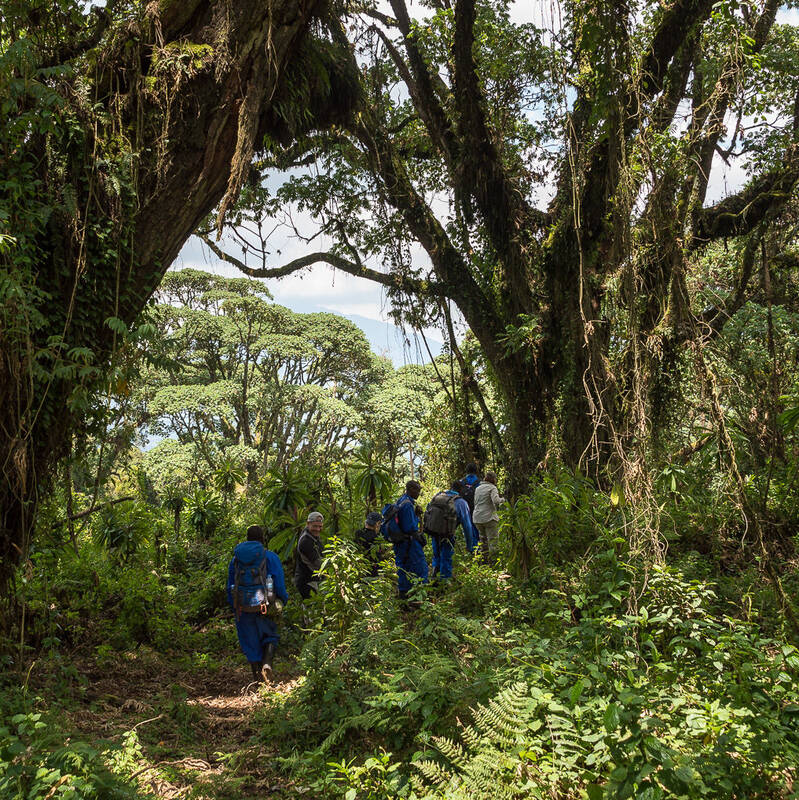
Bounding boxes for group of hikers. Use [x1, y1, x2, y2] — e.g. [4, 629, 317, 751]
[227, 463, 504, 683]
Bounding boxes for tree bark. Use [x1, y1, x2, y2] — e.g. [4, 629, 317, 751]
[0, 0, 331, 590]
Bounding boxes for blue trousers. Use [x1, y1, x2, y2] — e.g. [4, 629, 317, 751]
[393, 538, 428, 595]
[431, 536, 454, 579]
[234, 613, 279, 663]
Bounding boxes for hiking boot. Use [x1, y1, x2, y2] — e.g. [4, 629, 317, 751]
[249, 661, 263, 683]
[261, 643, 276, 681]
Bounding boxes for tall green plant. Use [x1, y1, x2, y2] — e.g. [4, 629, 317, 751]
[185, 489, 222, 538]
[93, 502, 150, 563]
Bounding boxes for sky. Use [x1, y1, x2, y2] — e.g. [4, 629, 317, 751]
[172, 4, 799, 361]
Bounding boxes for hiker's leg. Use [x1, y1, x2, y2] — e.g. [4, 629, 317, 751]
[407, 539, 429, 586]
[431, 537, 441, 578]
[257, 617, 279, 678]
[236, 614, 263, 664]
[484, 521, 499, 561]
[393, 541, 412, 596]
[263, 642, 276, 676]
[439, 538, 453, 579]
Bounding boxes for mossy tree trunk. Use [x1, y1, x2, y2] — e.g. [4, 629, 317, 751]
[0, 0, 335, 591]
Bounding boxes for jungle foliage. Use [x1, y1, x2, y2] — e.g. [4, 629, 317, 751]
[3, 0, 799, 798]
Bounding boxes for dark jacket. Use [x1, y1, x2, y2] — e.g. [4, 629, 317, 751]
[355, 526, 382, 577]
[294, 528, 324, 598]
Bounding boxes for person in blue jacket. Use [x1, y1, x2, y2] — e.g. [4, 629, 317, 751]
[448, 481, 478, 554]
[387, 480, 428, 598]
[456, 462, 481, 547]
[227, 525, 288, 683]
[428, 482, 478, 582]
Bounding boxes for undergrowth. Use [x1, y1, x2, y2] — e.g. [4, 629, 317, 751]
[257, 533, 799, 799]
[2, 478, 798, 799]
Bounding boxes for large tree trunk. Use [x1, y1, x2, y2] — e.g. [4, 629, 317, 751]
[0, 0, 334, 591]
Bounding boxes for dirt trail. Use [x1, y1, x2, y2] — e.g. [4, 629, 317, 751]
[56, 650, 301, 799]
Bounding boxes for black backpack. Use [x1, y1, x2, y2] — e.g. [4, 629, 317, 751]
[423, 492, 458, 538]
[457, 479, 480, 514]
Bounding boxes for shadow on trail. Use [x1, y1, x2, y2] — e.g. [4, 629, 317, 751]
[53, 648, 302, 799]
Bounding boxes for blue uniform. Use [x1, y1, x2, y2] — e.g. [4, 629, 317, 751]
[431, 491, 476, 578]
[461, 474, 481, 546]
[431, 535, 454, 579]
[227, 544, 288, 664]
[453, 494, 477, 552]
[390, 493, 428, 595]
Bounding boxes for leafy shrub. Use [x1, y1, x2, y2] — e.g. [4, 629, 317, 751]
[411, 558, 799, 799]
[93, 502, 151, 563]
[185, 488, 223, 537]
[0, 706, 140, 799]
[499, 472, 617, 577]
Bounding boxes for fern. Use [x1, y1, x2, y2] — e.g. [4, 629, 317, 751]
[414, 682, 542, 799]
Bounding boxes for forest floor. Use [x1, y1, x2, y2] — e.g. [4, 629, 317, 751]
[30, 636, 304, 799]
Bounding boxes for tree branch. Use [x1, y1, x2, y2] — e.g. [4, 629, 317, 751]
[361, 7, 398, 28]
[693, 146, 799, 244]
[387, 0, 459, 165]
[452, 0, 544, 311]
[197, 233, 443, 297]
[68, 496, 135, 522]
[686, 0, 781, 226]
[351, 113, 504, 353]
[638, 0, 714, 102]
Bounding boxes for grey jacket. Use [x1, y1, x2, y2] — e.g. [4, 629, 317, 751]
[472, 482, 505, 524]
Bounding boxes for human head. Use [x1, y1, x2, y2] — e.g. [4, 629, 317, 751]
[405, 480, 422, 500]
[365, 511, 383, 530]
[484, 471, 497, 485]
[246, 524, 265, 543]
[465, 462, 479, 476]
[450, 481, 462, 494]
[306, 511, 324, 535]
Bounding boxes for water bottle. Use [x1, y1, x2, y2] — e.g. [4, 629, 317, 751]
[265, 575, 275, 605]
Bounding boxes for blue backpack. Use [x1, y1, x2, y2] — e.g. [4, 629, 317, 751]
[232, 541, 275, 616]
[381, 498, 413, 543]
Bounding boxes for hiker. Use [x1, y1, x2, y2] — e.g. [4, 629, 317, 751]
[424, 490, 455, 581]
[472, 471, 505, 562]
[227, 525, 288, 683]
[455, 462, 481, 517]
[355, 511, 385, 578]
[448, 481, 478, 553]
[423, 483, 472, 581]
[294, 511, 324, 599]
[383, 480, 428, 598]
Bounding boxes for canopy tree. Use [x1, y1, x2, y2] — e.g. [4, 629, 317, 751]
[144, 269, 383, 474]
[0, 0, 356, 587]
[205, 0, 799, 492]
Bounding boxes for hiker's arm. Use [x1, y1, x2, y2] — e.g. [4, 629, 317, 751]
[226, 558, 235, 608]
[399, 500, 418, 533]
[492, 485, 505, 509]
[456, 499, 475, 540]
[269, 553, 289, 603]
